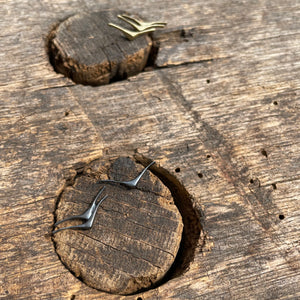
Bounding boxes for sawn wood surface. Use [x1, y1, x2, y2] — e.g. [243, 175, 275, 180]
[0, 0, 299, 299]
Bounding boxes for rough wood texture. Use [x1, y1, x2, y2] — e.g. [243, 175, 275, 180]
[54, 157, 183, 295]
[1, 0, 299, 299]
[48, 10, 152, 85]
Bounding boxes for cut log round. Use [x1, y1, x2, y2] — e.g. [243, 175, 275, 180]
[53, 157, 183, 295]
[48, 10, 152, 85]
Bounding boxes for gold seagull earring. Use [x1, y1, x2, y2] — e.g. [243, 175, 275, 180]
[109, 14, 166, 40]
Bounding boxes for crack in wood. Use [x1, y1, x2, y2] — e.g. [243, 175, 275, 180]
[52, 156, 191, 295]
[47, 10, 153, 86]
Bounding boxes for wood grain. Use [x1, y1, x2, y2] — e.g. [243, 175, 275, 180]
[48, 10, 152, 85]
[1, 0, 299, 299]
[53, 157, 183, 295]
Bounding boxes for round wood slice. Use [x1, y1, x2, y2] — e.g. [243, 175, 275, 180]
[53, 157, 183, 295]
[48, 10, 152, 86]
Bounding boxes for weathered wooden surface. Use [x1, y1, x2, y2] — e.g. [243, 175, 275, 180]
[54, 157, 183, 295]
[1, 0, 299, 299]
[48, 10, 152, 85]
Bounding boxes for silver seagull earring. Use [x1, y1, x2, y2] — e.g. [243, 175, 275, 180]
[53, 187, 107, 234]
[98, 161, 155, 188]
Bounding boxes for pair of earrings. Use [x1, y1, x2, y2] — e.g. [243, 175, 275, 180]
[109, 14, 166, 40]
[52, 161, 155, 234]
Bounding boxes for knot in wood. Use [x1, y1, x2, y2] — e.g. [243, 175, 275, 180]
[53, 157, 183, 295]
[48, 10, 152, 86]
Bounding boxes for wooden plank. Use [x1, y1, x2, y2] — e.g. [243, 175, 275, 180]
[1, 0, 299, 299]
[154, 0, 300, 67]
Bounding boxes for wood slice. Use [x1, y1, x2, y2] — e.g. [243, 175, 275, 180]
[53, 157, 183, 295]
[48, 10, 152, 85]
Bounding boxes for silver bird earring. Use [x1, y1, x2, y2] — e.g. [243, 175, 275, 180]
[98, 161, 155, 188]
[53, 187, 107, 234]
